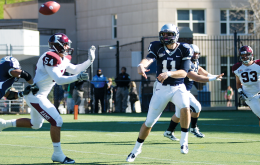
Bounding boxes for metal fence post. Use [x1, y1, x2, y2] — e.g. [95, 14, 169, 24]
[234, 31, 238, 110]
[116, 41, 119, 77]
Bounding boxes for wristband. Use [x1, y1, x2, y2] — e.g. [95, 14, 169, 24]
[137, 64, 143, 67]
[238, 88, 243, 93]
[18, 92, 23, 98]
[208, 76, 217, 81]
[167, 71, 172, 77]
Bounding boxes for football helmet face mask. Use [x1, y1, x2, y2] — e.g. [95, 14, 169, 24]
[159, 24, 179, 45]
[190, 44, 200, 62]
[239, 46, 253, 65]
[48, 33, 74, 56]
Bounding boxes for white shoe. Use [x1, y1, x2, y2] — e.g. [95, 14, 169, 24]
[180, 145, 189, 154]
[0, 118, 6, 132]
[163, 131, 179, 141]
[190, 127, 205, 138]
[52, 153, 75, 164]
[126, 150, 141, 162]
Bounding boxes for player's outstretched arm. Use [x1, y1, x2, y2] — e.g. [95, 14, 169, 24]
[9, 69, 34, 85]
[66, 45, 96, 74]
[187, 72, 224, 82]
[138, 58, 153, 79]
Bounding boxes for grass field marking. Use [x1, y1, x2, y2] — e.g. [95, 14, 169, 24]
[0, 143, 225, 165]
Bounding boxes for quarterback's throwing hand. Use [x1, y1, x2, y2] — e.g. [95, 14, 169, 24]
[88, 45, 96, 62]
[77, 71, 89, 81]
[138, 64, 150, 79]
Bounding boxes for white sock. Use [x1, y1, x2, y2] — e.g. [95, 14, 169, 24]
[180, 131, 189, 146]
[53, 142, 63, 153]
[132, 141, 143, 152]
[5, 119, 16, 128]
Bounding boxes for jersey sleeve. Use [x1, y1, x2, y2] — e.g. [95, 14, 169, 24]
[181, 43, 193, 60]
[188, 61, 195, 72]
[43, 52, 61, 67]
[232, 62, 242, 74]
[146, 41, 160, 60]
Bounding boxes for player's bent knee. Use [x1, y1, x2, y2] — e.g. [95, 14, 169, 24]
[31, 122, 43, 129]
[54, 115, 63, 127]
[145, 119, 156, 127]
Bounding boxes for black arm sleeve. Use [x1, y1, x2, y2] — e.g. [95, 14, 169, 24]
[20, 70, 32, 81]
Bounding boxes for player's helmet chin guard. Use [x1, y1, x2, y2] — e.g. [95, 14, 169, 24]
[48, 33, 74, 56]
[159, 24, 179, 45]
[190, 44, 200, 62]
[239, 46, 253, 65]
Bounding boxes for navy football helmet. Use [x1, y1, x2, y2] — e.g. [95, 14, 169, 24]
[0, 56, 21, 69]
[239, 46, 253, 64]
[159, 24, 179, 45]
[48, 33, 74, 55]
[190, 44, 200, 62]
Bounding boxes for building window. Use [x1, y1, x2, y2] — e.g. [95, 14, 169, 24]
[112, 14, 117, 39]
[220, 10, 255, 35]
[177, 10, 206, 34]
[221, 56, 235, 90]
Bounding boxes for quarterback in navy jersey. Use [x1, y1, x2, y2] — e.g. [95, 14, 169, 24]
[163, 44, 224, 141]
[126, 24, 192, 162]
[0, 56, 38, 100]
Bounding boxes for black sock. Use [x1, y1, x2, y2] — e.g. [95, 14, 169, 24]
[191, 117, 198, 128]
[137, 137, 144, 143]
[167, 120, 179, 132]
[181, 128, 188, 132]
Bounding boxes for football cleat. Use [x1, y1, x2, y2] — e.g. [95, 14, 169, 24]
[0, 118, 6, 132]
[163, 131, 180, 141]
[180, 145, 189, 154]
[190, 127, 205, 138]
[126, 150, 141, 162]
[52, 153, 75, 164]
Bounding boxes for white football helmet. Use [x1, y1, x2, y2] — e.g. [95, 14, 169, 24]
[190, 44, 200, 62]
[159, 24, 179, 45]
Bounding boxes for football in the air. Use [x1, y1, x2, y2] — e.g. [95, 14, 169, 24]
[39, 1, 60, 15]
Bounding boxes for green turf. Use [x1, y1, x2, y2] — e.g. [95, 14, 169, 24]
[0, 111, 260, 164]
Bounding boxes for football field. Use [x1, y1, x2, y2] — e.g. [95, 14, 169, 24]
[0, 110, 260, 165]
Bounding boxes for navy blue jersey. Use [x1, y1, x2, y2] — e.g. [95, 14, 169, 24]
[184, 60, 199, 91]
[147, 41, 192, 85]
[0, 57, 20, 99]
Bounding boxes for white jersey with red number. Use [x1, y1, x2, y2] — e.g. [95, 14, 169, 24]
[34, 51, 72, 96]
[232, 60, 260, 97]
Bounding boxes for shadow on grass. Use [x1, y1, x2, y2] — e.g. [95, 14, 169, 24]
[2, 111, 260, 134]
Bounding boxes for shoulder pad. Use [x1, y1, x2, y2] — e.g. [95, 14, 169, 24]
[232, 62, 243, 72]
[65, 55, 72, 61]
[43, 52, 61, 66]
[255, 60, 260, 66]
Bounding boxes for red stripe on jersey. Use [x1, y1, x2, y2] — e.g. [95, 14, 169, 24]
[30, 103, 57, 126]
[232, 62, 243, 73]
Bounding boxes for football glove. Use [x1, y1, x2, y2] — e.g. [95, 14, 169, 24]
[77, 71, 89, 81]
[238, 88, 247, 101]
[88, 45, 96, 62]
[23, 83, 39, 95]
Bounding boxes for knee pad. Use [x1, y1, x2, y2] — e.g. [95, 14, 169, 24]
[55, 115, 63, 127]
[190, 103, 201, 113]
[145, 118, 156, 128]
[31, 120, 43, 130]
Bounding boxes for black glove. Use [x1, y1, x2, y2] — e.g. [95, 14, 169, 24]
[23, 85, 31, 95]
[238, 88, 247, 101]
[31, 83, 39, 95]
[23, 83, 39, 95]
